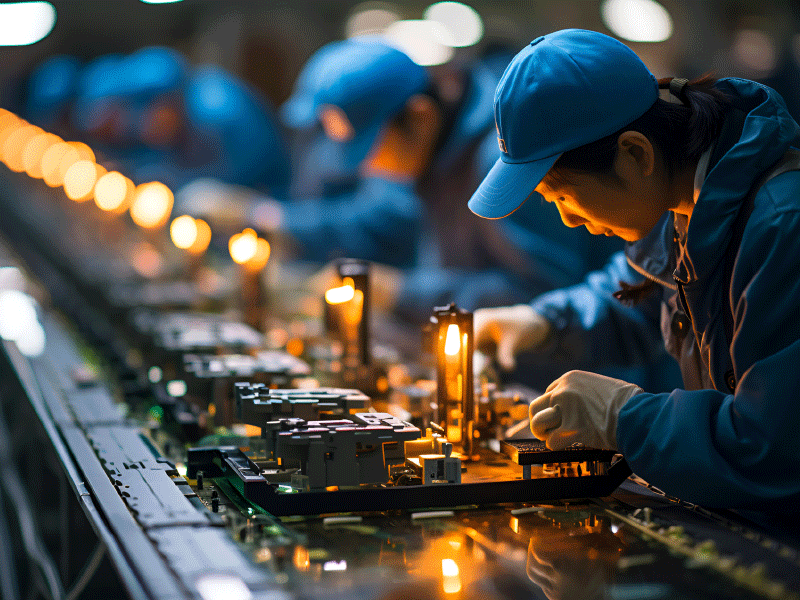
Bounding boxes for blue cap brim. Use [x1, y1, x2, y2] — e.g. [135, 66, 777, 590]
[280, 93, 316, 128]
[468, 153, 561, 219]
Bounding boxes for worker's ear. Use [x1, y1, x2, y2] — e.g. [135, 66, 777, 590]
[614, 131, 656, 180]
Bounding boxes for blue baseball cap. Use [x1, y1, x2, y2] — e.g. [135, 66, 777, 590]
[468, 29, 659, 219]
[280, 38, 429, 170]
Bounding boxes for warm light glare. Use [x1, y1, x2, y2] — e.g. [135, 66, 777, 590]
[346, 5, 400, 38]
[444, 323, 461, 355]
[3, 124, 42, 172]
[245, 237, 271, 271]
[383, 19, 455, 66]
[229, 228, 259, 265]
[441, 558, 459, 577]
[94, 171, 132, 212]
[188, 218, 211, 255]
[40, 142, 75, 186]
[325, 284, 356, 304]
[0, 2, 57, 46]
[170, 215, 199, 249]
[442, 559, 461, 594]
[22, 132, 59, 178]
[731, 29, 777, 77]
[68, 141, 95, 162]
[63, 159, 100, 201]
[130, 182, 174, 229]
[600, 0, 673, 43]
[424, 2, 484, 47]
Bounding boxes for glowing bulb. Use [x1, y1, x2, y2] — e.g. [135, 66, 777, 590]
[0, 2, 57, 47]
[383, 19, 455, 66]
[424, 2, 484, 48]
[63, 159, 100, 201]
[188, 218, 211, 255]
[325, 283, 355, 304]
[130, 182, 174, 229]
[441, 558, 459, 577]
[245, 237, 271, 271]
[41, 141, 75, 186]
[600, 0, 673, 43]
[2, 124, 42, 172]
[67, 141, 95, 162]
[170, 215, 198, 249]
[229, 228, 258, 264]
[94, 171, 133, 212]
[444, 323, 461, 355]
[346, 6, 400, 38]
[22, 132, 59, 178]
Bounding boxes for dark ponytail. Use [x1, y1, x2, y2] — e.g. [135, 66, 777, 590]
[542, 74, 731, 188]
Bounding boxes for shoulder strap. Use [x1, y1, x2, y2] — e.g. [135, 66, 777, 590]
[723, 148, 800, 354]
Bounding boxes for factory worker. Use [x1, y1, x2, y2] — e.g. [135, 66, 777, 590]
[72, 47, 290, 194]
[25, 55, 81, 133]
[469, 29, 800, 510]
[179, 38, 613, 317]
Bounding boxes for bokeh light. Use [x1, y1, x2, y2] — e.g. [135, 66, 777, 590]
[383, 19, 455, 66]
[2, 124, 43, 172]
[424, 2, 483, 48]
[170, 215, 199, 249]
[601, 0, 673, 43]
[345, 3, 399, 38]
[0, 2, 57, 46]
[229, 228, 258, 264]
[188, 218, 212, 255]
[325, 283, 356, 304]
[245, 237, 271, 271]
[731, 29, 777, 78]
[94, 171, 134, 212]
[22, 132, 60, 178]
[63, 159, 101, 201]
[40, 141, 76, 186]
[130, 181, 174, 229]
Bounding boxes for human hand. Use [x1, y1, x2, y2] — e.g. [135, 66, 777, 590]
[473, 304, 551, 371]
[529, 370, 642, 450]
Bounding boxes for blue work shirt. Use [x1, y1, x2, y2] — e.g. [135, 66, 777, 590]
[529, 78, 800, 510]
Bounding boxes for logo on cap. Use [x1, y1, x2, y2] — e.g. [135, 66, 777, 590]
[497, 137, 507, 153]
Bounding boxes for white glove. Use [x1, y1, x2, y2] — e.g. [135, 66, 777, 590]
[174, 178, 268, 231]
[473, 304, 551, 371]
[529, 370, 643, 450]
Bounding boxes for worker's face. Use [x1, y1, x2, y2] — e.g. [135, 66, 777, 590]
[534, 132, 671, 242]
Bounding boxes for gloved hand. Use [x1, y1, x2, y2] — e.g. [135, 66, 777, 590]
[174, 178, 278, 232]
[473, 304, 551, 371]
[529, 370, 642, 450]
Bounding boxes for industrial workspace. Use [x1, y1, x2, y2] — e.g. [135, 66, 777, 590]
[1, 1, 800, 599]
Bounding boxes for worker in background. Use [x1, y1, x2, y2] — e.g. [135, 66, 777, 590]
[70, 46, 291, 195]
[177, 38, 619, 320]
[469, 29, 800, 511]
[25, 54, 81, 134]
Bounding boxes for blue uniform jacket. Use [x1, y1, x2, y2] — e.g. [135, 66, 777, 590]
[531, 78, 800, 509]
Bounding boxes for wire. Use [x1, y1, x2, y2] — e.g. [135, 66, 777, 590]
[65, 544, 105, 600]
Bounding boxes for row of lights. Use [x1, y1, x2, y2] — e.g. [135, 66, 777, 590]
[0, 108, 270, 271]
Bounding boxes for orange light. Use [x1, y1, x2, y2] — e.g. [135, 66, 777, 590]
[130, 241, 164, 279]
[2, 124, 42, 172]
[170, 215, 198, 249]
[67, 141, 95, 162]
[130, 182, 174, 229]
[22, 132, 60, 178]
[228, 228, 258, 264]
[188, 218, 211, 255]
[41, 142, 76, 187]
[63, 160, 101, 201]
[286, 337, 304, 356]
[245, 237, 270, 271]
[325, 283, 355, 304]
[444, 324, 461, 355]
[94, 171, 133, 212]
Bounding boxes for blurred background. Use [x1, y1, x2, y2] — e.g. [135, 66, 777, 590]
[1, 0, 799, 118]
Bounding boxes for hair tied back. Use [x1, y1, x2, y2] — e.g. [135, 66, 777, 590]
[669, 77, 690, 105]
